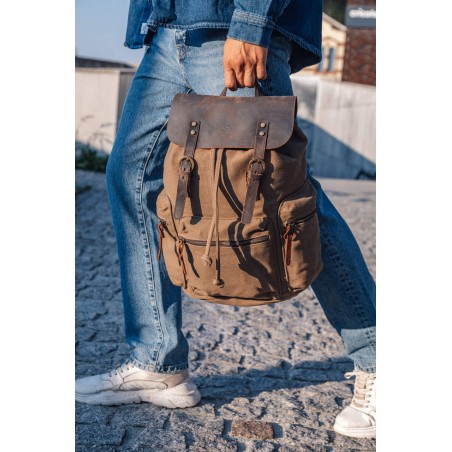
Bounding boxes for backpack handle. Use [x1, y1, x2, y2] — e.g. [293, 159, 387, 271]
[220, 84, 263, 97]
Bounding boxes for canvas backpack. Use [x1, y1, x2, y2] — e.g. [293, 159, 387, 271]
[156, 89, 323, 307]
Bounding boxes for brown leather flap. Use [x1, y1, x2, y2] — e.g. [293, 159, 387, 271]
[167, 93, 297, 150]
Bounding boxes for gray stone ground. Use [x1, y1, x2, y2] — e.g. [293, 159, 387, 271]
[76, 170, 376, 451]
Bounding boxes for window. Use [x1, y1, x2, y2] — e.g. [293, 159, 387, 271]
[328, 48, 336, 72]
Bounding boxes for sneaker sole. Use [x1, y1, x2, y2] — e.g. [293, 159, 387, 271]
[75, 379, 201, 408]
[333, 423, 376, 439]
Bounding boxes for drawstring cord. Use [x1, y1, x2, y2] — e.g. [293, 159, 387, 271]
[201, 148, 217, 267]
[177, 239, 188, 289]
[157, 222, 165, 261]
[213, 149, 223, 287]
[201, 147, 224, 288]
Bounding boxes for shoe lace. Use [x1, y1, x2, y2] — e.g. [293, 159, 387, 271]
[109, 360, 135, 377]
[345, 370, 376, 409]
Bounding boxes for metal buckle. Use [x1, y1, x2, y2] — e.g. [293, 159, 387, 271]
[248, 158, 266, 173]
[178, 156, 195, 171]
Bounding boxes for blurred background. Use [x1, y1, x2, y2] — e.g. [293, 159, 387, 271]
[75, 0, 376, 179]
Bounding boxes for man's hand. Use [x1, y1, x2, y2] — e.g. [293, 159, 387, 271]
[223, 38, 268, 90]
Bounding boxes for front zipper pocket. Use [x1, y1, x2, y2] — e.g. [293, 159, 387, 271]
[177, 217, 280, 300]
[278, 179, 323, 291]
[180, 235, 269, 248]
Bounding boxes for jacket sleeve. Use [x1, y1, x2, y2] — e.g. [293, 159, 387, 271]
[227, 0, 290, 48]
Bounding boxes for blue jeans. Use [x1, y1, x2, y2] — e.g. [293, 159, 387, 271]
[106, 28, 376, 374]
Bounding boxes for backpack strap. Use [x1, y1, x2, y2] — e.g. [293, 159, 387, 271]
[173, 121, 200, 220]
[241, 121, 269, 224]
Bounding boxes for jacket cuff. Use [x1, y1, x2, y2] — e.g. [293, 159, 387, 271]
[227, 10, 274, 48]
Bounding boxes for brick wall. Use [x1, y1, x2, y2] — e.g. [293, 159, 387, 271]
[342, 0, 376, 86]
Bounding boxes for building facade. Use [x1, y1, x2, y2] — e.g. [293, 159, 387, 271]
[341, 0, 376, 85]
[299, 13, 347, 81]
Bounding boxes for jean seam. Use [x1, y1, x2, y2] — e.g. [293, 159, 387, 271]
[130, 356, 189, 374]
[231, 10, 275, 28]
[174, 30, 192, 89]
[320, 231, 376, 352]
[355, 363, 376, 373]
[316, 204, 376, 369]
[135, 119, 170, 366]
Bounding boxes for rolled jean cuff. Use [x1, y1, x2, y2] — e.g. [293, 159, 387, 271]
[354, 363, 376, 374]
[130, 356, 189, 374]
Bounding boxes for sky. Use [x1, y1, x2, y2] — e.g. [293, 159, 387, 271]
[76, 0, 145, 65]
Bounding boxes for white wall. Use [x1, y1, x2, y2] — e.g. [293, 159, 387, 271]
[75, 68, 134, 153]
[292, 76, 376, 179]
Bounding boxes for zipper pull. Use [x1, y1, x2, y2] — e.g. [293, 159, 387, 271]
[177, 239, 188, 287]
[283, 222, 296, 266]
[157, 221, 165, 261]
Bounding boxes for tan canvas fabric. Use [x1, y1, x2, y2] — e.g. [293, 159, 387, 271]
[156, 92, 323, 307]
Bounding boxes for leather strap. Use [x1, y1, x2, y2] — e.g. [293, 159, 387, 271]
[173, 121, 200, 220]
[241, 121, 269, 224]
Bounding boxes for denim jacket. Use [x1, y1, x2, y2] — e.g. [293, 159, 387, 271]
[124, 0, 322, 72]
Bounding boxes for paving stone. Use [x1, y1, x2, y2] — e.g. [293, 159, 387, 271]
[278, 446, 319, 452]
[75, 404, 115, 425]
[220, 398, 264, 419]
[75, 361, 116, 379]
[76, 446, 115, 452]
[292, 361, 332, 371]
[230, 420, 274, 440]
[169, 406, 223, 434]
[77, 286, 118, 301]
[76, 342, 118, 358]
[179, 402, 217, 420]
[76, 327, 97, 342]
[248, 441, 276, 452]
[109, 404, 169, 428]
[112, 343, 133, 361]
[75, 301, 108, 321]
[288, 368, 346, 383]
[252, 391, 325, 427]
[328, 429, 377, 450]
[93, 323, 121, 342]
[89, 276, 118, 287]
[187, 431, 238, 451]
[75, 425, 125, 446]
[122, 428, 186, 451]
[283, 424, 329, 446]
[244, 376, 301, 394]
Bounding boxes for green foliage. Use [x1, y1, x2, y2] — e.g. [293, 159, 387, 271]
[75, 116, 113, 173]
[75, 144, 109, 173]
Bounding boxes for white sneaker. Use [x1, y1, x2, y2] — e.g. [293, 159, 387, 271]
[75, 361, 201, 408]
[333, 370, 376, 439]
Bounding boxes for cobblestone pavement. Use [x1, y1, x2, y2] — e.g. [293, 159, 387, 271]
[76, 170, 376, 451]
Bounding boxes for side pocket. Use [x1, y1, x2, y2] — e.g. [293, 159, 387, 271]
[156, 190, 185, 287]
[278, 179, 323, 291]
